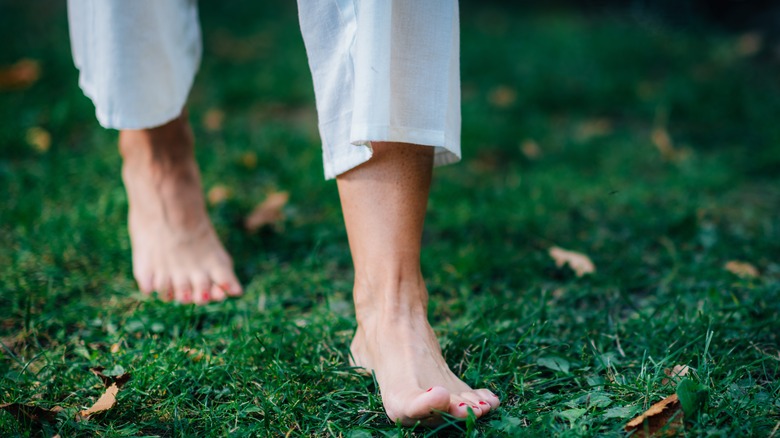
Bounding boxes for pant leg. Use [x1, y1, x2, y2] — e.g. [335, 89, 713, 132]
[298, 0, 461, 180]
[67, 0, 202, 130]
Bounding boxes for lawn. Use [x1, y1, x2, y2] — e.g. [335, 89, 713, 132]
[1, 1, 779, 436]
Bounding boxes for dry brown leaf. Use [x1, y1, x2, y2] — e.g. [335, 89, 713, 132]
[78, 369, 131, 420]
[110, 343, 121, 354]
[181, 347, 206, 362]
[736, 32, 762, 57]
[625, 394, 684, 437]
[203, 108, 225, 132]
[575, 118, 613, 142]
[520, 139, 542, 159]
[0, 402, 62, 424]
[88, 367, 131, 389]
[0, 59, 41, 90]
[662, 364, 690, 386]
[652, 127, 675, 161]
[240, 152, 258, 169]
[488, 85, 516, 108]
[78, 383, 120, 419]
[548, 246, 595, 277]
[245, 191, 289, 231]
[207, 184, 232, 206]
[26, 127, 51, 153]
[724, 260, 759, 278]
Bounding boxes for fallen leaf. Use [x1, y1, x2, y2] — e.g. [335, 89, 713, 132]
[26, 127, 51, 153]
[245, 191, 289, 232]
[488, 85, 516, 108]
[202, 108, 225, 132]
[240, 152, 258, 169]
[207, 184, 232, 206]
[736, 32, 762, 57]
[0, 59, 41, 90]
[110, 343, 121, 354]
[0, 403, 62, 424]
[662, 364, 690, 386]
[78, 369, 131, 420]
[651, 127, 676, 161]
[181, 346, 206, 362]
[548, 246, 595, 277]
[78, 382, 121, 419]
[724, 260, 759, 278]
[88, 367, 131, 389]
[520, 139, 541, 159]
[575, 118, 613, 142]
[625, 394, 683, 437]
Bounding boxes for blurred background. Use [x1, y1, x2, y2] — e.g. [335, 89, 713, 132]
[1, 0, 779, 436]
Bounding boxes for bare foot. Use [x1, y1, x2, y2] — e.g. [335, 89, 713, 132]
[119, 113, 242, 304]
[350, 276, 500, 426]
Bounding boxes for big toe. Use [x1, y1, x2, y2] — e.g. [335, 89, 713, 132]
[212, 267, 243, 297]
[387, 386, 451, 426]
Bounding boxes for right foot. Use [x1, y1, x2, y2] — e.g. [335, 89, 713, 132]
[119, 113, 242, 304]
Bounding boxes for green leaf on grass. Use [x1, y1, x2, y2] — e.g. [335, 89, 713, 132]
[537, 356, 571, 374]
[559, 408, 587, 423]
[677, 378, 708, 419]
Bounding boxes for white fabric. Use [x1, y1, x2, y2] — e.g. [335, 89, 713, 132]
[298, 0, 461, 178]
[67, 0, 202, 130]
[67, 0, 461, 179]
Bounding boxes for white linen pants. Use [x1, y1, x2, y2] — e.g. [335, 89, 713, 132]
[67, 0, 461, 179]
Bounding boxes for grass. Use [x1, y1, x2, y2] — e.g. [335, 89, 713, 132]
[2, 1, 779, 436]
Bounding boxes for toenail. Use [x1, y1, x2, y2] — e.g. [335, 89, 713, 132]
[458, 403, 466, 407]
[426, 387, 433, 392]
[202, 291, 210, 301]
[479, 401, 488, 405]
[472, 405, 478, 409]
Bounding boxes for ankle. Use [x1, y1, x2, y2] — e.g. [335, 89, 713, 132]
[353, 269, 429, 328]
[119, 117, 194, 165]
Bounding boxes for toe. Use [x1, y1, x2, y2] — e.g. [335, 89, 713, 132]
[190, 272, 212, 305]
[450, 398, 483, 419]
[474, 389, 500, 409]
[461, 392, 489, 414]
[209, 284, 227, 302]
[153, 274, 173, 301]
[134, 268, 154, 295]
[388, 386, 450, 426]
[211, 267, 242, 297]
[172, 275, 193, 304]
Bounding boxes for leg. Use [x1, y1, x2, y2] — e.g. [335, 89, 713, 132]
[120, 112, 242, 304]
[339, 142, 500, 426]
[68, 0, 241, 303]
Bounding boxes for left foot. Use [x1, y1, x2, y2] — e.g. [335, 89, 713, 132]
[350, 276, 500, 426]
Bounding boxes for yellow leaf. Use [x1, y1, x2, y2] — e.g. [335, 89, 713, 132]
[110, 343, 121, 354]
[520, 139, 541, 159]
[575, 118, 613, 142]
[240, 152, 258, 169]
[245, 191, 289, 232]
[26, 127, 51, 153]
[724, 260, 759, 278]
[488, 85, 516, 108]
[625, 393, 684, 437]
[202, 108, 225, 132]
[207, 184, 232, 206]
[548, 246, 595, 277]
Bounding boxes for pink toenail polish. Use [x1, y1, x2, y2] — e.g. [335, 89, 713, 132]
[426, 387, 433, 392]
[479, 401, 488, 405]
[458, 403, 466, 407]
